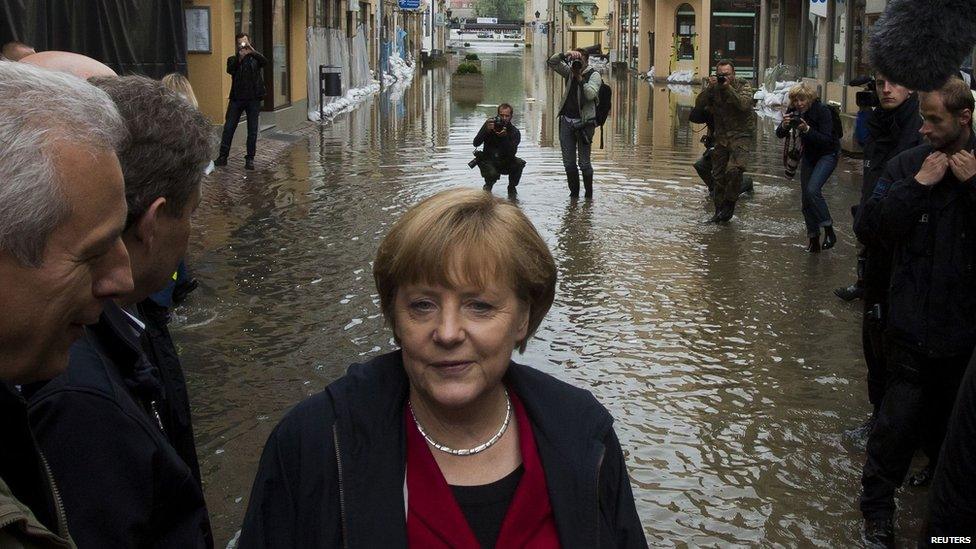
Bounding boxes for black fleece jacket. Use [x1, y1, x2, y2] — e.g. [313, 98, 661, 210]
[775, 100, 840, 160]
[854, 135, 976, 357]
[27, 300, 213, 549]
[238, 350, 648, 549]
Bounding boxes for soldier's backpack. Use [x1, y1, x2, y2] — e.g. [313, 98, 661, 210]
[827, 102, 844, 140]
[584, 68, 613, 148]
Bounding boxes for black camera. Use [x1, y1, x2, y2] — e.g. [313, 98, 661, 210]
[716, 75, 727, 84]
[468, 150, 484, 169]
[491, 116, 508, 130]
[785, 109, 801, 129]
[571, 59, 583, 71]
[851, 75, 880, 109]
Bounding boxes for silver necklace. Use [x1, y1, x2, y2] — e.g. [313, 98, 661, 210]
[409, 389, 512, 456]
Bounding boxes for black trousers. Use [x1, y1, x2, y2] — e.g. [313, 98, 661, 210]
[860, 339, 971, 520]
[478, 156, 525, 187]
[862, 302, 888, 414]
[218, 99, 261, 161]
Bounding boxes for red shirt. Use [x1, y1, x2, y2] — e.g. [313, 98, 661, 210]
[405, 390, 562, 548]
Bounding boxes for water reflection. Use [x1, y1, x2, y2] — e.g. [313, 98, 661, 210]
[179, 45, 911, 545]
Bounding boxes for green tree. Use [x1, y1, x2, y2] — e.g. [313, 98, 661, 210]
[474, 0, 524, 21]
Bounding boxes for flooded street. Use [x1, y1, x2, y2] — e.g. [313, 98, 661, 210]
[176, 44, 923, 545]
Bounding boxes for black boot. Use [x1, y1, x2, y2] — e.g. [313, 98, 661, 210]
[483, 180, 495, 192]
[582, 171, 594, 198]
[807, 235, 822, 253]
[214, 156, 228, 167]
[567, 170, 580, 197]
[822, 225, 837, 249]
[861, 517, 894, 549]
[834, 283, 864, 302]
[245, 159, 255, 171]
[716, 200, 736, 222]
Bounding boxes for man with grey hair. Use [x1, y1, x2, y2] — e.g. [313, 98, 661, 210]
[0, 61, 133, 547]
[27, 75, 214, 548]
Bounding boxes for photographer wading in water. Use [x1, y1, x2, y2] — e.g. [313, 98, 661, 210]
[548, 46, 603, 198]
[693, 59, 756, 222]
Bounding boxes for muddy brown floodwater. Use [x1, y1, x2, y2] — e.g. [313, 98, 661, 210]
[174, 44, 927, 546]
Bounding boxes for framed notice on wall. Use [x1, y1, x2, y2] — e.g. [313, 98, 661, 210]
[185, 7, 212, 53]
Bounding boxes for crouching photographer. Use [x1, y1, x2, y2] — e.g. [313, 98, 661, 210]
[471, 103, 525, 195]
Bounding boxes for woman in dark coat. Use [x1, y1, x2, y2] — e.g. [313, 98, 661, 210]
[239, 188, 647, 548]
[777, 84, 842, 252]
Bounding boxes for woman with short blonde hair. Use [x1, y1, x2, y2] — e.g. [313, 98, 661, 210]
[240, 188, 646, 548]
[777, 82, 841, 252]
[161, 73, 198, 108]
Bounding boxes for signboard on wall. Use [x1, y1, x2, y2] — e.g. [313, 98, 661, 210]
[185, 7, 211, 53]
[399, 0, 421, 10]
[476, 17, 498, 24]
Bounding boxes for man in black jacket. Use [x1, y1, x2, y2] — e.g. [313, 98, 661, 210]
[846, 75, 923, 446]
[215, 32, 267, 171]
[0, 61, 134, 547]
[856, 78, 976, 548]
[472, 103, 525, 195]
[27, 75, 214, 548]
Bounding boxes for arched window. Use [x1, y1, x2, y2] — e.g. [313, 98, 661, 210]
[676, 4, 696, 61]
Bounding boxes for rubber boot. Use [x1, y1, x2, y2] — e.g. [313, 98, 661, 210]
[483, 180, 495, 192]
[582, 171, 594, 198]
[567, 170, 581, 197]
[808, 235, 822, 253]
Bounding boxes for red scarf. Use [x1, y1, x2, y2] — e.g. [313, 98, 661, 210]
[405, 390, 561, 548]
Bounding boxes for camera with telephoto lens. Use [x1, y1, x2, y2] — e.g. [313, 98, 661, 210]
[571, 59, 583, 71]
[491, 116, 508, 131]
[716, 74, 727, 84]
[851, 75, 880, 108]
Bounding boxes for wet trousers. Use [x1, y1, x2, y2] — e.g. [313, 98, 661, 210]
[799, 152, 837, 237]
[710, 141, 750, 209]
[218, 99, 261, 161]
[477, 156, 526, 188]
[559, 117, 594, 190]
[860, 340, 971, 520]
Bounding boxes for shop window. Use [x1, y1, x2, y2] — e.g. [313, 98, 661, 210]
[271, 0, 290, 107]
[850, 0, 885, 78]
[676, 4, 696, 61]
[832, 0, 847, 83]
[711, 0, 757, 78]
[804, 0, 829, 80]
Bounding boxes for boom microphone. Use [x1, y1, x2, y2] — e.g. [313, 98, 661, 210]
[869, 0, 976, 91]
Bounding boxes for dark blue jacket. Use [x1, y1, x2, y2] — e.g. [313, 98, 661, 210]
[239, 351, 647, 548]
[776, 100, 840, 160]
[27, 300, 212, 548]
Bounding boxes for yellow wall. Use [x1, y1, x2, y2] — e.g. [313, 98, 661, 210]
[637, 0, 655, 72]
[187, 0, 236, 124]
[645, 0, 712, 80]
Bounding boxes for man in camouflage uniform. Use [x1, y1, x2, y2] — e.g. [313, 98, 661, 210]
[694, 59, 756, 222]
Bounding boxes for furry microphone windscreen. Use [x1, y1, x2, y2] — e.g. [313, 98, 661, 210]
[869, 0, 976, 91]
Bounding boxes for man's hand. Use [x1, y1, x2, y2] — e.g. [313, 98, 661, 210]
[485, 119, 495, 132]
[949, 149, 976, 182]
[706, 76, 717, 86]
[915, 152, 949, 186]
